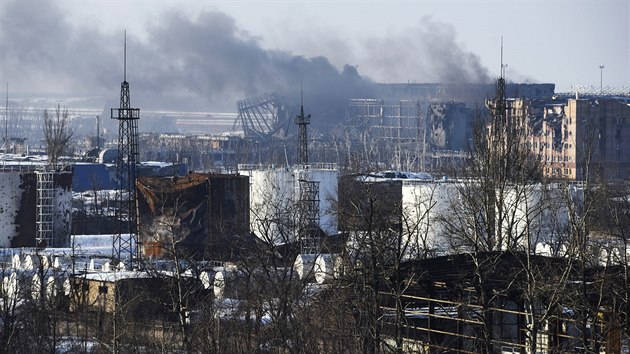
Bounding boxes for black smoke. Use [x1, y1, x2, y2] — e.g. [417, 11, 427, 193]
[0, 2, 490, 130]
[359, 17, 491, 84]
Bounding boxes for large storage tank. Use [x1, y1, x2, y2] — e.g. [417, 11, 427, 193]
[314, 253, 343, 284]
[293, 254, 317, 281]
[136, 173, 250, 260]
[240, 164, 338, 244]
[0, 171, 73, 248]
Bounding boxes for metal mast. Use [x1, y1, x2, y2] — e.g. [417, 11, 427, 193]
[112, 32, 140, 268]
[4, 83, 7, 154]
[295, 90, 311, 165]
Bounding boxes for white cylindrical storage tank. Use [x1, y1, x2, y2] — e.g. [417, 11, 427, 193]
[7, 273, 19, 300]
[213, 270, 226, 299]
[213, 267, 244, 299]
[31, 273, 42, 301]
[52, 256, 64, 270]
[40, 255, 50, 269]
[45, 276, 57, 300]
[558, 244, 568, 257]
[293, 254, 318, 282]
[88, 259, 97, 271]
[12, 254, 21, 269]
[23, 254, 42, 270]
[610, 247, 622, 265]
[535, 243, 552, 257]
[102, 262, 111, 272]
[63, 278, 72, 297]
[89, 258, 110, 272]
[314, 254, 342, 284]
[200, 271, 215, 290]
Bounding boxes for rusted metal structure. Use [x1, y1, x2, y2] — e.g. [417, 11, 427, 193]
[235, 92, 293, 139]
[136, 173, 249, 260]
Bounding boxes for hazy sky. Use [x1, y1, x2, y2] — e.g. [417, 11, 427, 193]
[0, 0, 628, 111]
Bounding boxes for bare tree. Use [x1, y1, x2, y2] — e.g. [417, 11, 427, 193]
[43, 104, 74, 166]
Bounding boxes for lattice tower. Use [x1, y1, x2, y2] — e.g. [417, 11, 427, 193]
[111, 34, 140, 267]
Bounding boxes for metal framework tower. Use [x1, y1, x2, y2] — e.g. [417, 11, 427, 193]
[295, 99, 311, 165]
[112, 34, 140, 267]
[297, 179, 320, 254]
[36, 170, 55, 247]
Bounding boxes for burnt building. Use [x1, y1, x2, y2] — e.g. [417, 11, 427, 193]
[508, 97, 630, 180]
[136, 172, 249, 260]
[383, 252, 628, 353]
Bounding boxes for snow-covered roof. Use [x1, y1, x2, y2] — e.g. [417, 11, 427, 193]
[359, 171, 434, 182]
[81, 270, 151, 282]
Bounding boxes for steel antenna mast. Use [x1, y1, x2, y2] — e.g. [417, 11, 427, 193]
[111, 31, 141, 268]
[295, 84, 311, 165]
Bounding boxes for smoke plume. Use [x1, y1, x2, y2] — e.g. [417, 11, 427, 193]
[1, 2, 490, 127]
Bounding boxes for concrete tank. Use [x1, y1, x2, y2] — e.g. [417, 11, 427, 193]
[200, 270, 215, 290]
[213, 266, 245, 299]
[314, 254, 343, 284]
[293, 254, 318, 282]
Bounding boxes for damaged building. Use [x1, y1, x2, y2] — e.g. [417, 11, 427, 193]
[511, 97, 630, 180]
[384, 252, 628, 353]
[136, 173, 250, 260]
[0, 170, 73, 248]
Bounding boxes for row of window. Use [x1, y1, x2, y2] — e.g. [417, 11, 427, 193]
[538, 154, 573, 162]
[533, 142, 573, 150]
[546, 167, 572, 176]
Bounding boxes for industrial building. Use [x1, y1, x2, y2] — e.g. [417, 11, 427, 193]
[69, 271, 203, 316]
[385, 252, 628, 353]
[136, 172, 250, 260]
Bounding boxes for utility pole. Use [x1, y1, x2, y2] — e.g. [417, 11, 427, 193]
[599, 65, 604, 95]
[4, 82, 8, 153]
[96, 115, 100, 150]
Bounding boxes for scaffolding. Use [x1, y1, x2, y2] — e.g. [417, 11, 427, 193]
[36, 170, 55, 247]
[345, 99, 425, 170]
[297, 179, 320, 255]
